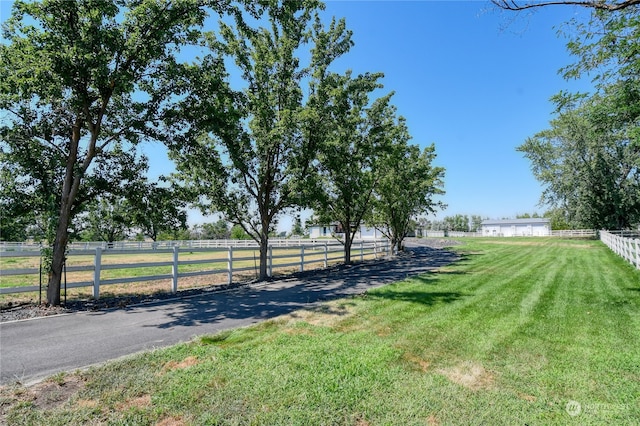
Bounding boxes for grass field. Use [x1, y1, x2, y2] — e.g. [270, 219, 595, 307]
[1, 238, 639, 425]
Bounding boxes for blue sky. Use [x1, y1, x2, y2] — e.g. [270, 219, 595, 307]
[315, 1, 593, 220]
[1, 0, 595, 230]
[149, 0, 594, 228]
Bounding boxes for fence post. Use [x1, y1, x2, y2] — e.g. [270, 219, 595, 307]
[227, 246, 233, 284]
[360, 240, 364, 262]
[93, 247, 102, 299]
[636, 239, 640, 269]
[268, 246, 273, 277]
[300, 245, 305, 272]
[172, 246, 179, 293]
[324, 242, 328, 268]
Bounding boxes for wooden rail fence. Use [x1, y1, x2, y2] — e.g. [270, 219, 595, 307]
[600, 231, 640, 270]
[0, 239, 391, 299]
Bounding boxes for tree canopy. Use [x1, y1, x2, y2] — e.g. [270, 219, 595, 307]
[171, 0, 355, 278]
[0, 0, 235, 305]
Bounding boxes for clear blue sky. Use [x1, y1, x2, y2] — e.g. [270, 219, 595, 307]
[148, 0, 595, 228]
[1, 0, 594, 230]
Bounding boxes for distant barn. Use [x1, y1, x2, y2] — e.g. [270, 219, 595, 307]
[481, 218, 551, 237]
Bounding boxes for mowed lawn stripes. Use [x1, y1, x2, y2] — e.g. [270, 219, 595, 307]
[2, 238, 639, 425]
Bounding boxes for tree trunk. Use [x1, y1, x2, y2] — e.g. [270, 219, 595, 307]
[258, 230, 269, 280]
[47, 202, 72, 306]
[344, 230, 352, 265]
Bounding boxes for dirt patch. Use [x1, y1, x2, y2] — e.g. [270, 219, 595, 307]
[0, 374, 86, 421]
[427, 414, 441, 426]
[162, 356, 200, 372]
[156, 416, 187, 426]
[403, 353, 431, 372]
[116, 394, 151, 411]
[439, 361, 494, 391]
[519, 393, 537, 402]
[282, 302, 356, 328]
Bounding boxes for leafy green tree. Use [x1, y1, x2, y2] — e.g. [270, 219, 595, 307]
[443, 215, 471, 232]
[290, 215, 304, 237]
[171, 1, 353, 278]
[518, 90, 640, 229]
[230, 224, 251, 240]
[308, 71, 395, 264]
[498, 4, 640, 230]
[370, 120, 445, 252]
[544, 208, 577, 230]
[470, 215, 484, 232]
[199, 219, 231, 240]
[81, 196, 132, 243]
[0, 0, 234, 305]
[131, 183, 187, 242]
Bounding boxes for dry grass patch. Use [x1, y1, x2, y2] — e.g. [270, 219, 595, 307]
[0, 374, 86, 418]
[116, 394, 151, 411]
[161, 356, 200, 373]
[403, 353, 431, 372]
[281, 301, 357, 328]
[439, 361, 495, 391]
[156, 416, 187, 426]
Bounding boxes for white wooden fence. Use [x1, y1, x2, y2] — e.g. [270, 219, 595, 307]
[0, 239, 391, 299]
[0, 238, 347, 253]
[551, 229, 597, 238]
[600, 231, 640, 269]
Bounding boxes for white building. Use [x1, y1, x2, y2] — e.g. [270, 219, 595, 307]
[481, 218, 551, 237]
[308, 224, 384, 240]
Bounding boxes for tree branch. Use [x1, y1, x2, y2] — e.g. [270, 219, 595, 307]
[492, 0, 640, 11]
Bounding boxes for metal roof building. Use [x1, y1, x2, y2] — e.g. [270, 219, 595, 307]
[481, 218, 551, 237]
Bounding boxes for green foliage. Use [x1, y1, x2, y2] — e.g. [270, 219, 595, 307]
[0, 0, 232, 304]
[442, 214, 472, 232]
[130, 182, 188, 242]
[371, 134, 445, 251]
[230, 224, 251, 240]
[518, 7, 640, 231]
[307, 71, 390, 262]
[171, 1, 354, 278]
[518, 86, 640, 229]
[290, 215, 304, 237]
[81, 197, 132, 243]
[196, 219, 231, 240]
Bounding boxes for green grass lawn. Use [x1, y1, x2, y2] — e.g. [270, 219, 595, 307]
[2, 238, 639, 425]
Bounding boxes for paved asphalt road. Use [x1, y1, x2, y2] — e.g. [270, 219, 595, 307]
[0, 243, 457, 386]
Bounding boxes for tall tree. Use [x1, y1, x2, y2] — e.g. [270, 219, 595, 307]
[518, 89, 640, 229]
[81, 196, 133, 243]
[0, 0, 234, 305]
[308, 72, 394, 264]
[171, 0, 353, 279]
[131, 183, 188, 242]
[370, 120, 445, 252]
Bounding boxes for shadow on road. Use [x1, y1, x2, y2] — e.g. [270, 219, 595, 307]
[133, 246, 461, 330]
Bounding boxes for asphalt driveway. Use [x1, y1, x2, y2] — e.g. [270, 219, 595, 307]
[0, 243, 457, 386]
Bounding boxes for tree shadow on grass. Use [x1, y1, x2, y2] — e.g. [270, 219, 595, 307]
[365, 290, 465, 306]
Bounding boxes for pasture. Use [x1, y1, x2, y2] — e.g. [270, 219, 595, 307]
[1, 238, 639, 425]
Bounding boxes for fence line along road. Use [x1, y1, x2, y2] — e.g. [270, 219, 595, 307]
[0, 239, 391, 299]
[600, 230, 640, 270]
[0, 238, 350, 252]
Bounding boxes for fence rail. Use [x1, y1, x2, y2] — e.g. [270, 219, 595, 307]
[0, 238, 367, 252]
[600, 231, 640, 269]
[550, 229, 597, 238]
[0, 239, 391, 299]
